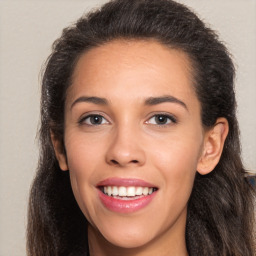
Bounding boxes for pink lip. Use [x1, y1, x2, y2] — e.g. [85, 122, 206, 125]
[98, 190, 157, 213]
[97, 177, 156, 187]
[97, 178, 158, 213]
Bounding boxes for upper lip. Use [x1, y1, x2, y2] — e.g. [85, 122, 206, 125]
[97, 178, 157, 188]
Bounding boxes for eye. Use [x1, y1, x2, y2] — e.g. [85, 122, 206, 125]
[79, 114, 109, 126]
[146, 114, 177, 125]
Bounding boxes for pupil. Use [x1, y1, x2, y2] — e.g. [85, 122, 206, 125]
[91, 116, 102, 124]
[156, 115, 167, 124]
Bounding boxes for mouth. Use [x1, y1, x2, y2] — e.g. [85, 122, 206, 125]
[97, 178, 158, 213]
[99, 185, 158, 200]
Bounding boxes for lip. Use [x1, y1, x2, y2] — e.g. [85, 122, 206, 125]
[97, 178, 158, 213]
[98, 189, 157, 213]
[97, 177, 156, 187]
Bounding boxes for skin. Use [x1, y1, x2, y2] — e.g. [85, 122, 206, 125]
[52, 39, 228, 256]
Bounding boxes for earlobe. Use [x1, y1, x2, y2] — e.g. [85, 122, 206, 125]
[50, 131, 69, 171]
[197, 118, 229, 175]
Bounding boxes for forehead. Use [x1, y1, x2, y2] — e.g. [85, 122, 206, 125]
[67, 39, 197, 107]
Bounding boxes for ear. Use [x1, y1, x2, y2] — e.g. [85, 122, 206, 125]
[197, 118, 229, 175]
[50, 130, 69, 171]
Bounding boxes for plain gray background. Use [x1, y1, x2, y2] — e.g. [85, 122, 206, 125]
[0, 0, 255, 255]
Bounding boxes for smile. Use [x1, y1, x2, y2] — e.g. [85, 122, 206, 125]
[97, 178, 158, 213]
[100, 186, 157, 198]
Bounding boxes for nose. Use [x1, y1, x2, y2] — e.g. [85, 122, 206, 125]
[105, 126, 146, 167]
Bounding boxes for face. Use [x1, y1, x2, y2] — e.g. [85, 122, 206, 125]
[55, 40, 210, 253]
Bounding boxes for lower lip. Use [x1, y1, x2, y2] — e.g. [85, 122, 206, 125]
[98, 190, 157, 213]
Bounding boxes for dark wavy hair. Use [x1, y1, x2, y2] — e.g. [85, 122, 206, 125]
[27, 0, 255, 255]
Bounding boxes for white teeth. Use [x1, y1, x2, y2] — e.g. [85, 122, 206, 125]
[118, 186, 126, 196]
[135, 187, 143, 196]
[102, 186, 156, 197]
[142, 187, 149, 196]
[127, 186, 136, 196]
[107, 186, 112, 196]
[112, 186, 118, 196]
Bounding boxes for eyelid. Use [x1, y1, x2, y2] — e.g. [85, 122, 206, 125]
[77, 111, 177, 127]
[78, 112, 111, 126]
[145, 112, 178, 126]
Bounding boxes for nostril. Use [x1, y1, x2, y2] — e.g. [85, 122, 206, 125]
[110, 159, 139, 165]
[111, 159, 119, 165]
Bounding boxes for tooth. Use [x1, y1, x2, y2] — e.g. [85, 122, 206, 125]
[135, 187, 143, 196]
[103, 186, 155, 197]
[112, 186, 118, 196]
[107, 186, 112, 196]
[142, 187, 149, 195]
[119, 186, 127, 196]
[127, 187, 136, 196]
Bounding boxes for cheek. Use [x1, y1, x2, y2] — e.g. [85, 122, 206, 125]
[151, 131, 202, 173]
[65, 130, 104, 175]
[150, 134, 202, 204]
[156, 145, 198, 190]
[64, 132, 104, 220]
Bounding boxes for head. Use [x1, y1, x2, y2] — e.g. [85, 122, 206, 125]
[27, 0, 255, 255]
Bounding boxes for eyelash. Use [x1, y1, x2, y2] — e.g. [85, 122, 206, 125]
[78, 114, 109, 126]
[78, 113, 177, 127]
[146, 114, 177, 126]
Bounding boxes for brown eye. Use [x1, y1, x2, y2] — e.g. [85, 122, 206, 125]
[80, 115, 108, 125]
[147, 114, 177, 125]
[155, 115, 169, 124]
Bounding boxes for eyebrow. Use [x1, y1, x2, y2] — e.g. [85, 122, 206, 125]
[71, 96, 108, 109]
[71, 95, 187, 110]
[145, 95, 188, 110]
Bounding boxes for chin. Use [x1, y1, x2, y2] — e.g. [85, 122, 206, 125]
[103, 229, 154, 249]
[90, 219, 156, 249]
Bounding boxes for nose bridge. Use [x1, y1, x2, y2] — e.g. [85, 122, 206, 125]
[106, 121, 146, 167]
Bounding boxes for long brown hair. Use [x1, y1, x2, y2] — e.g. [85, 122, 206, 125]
[27, 0, 255, 255]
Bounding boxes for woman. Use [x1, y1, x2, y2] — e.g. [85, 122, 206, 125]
[27, 0, 255, 255]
